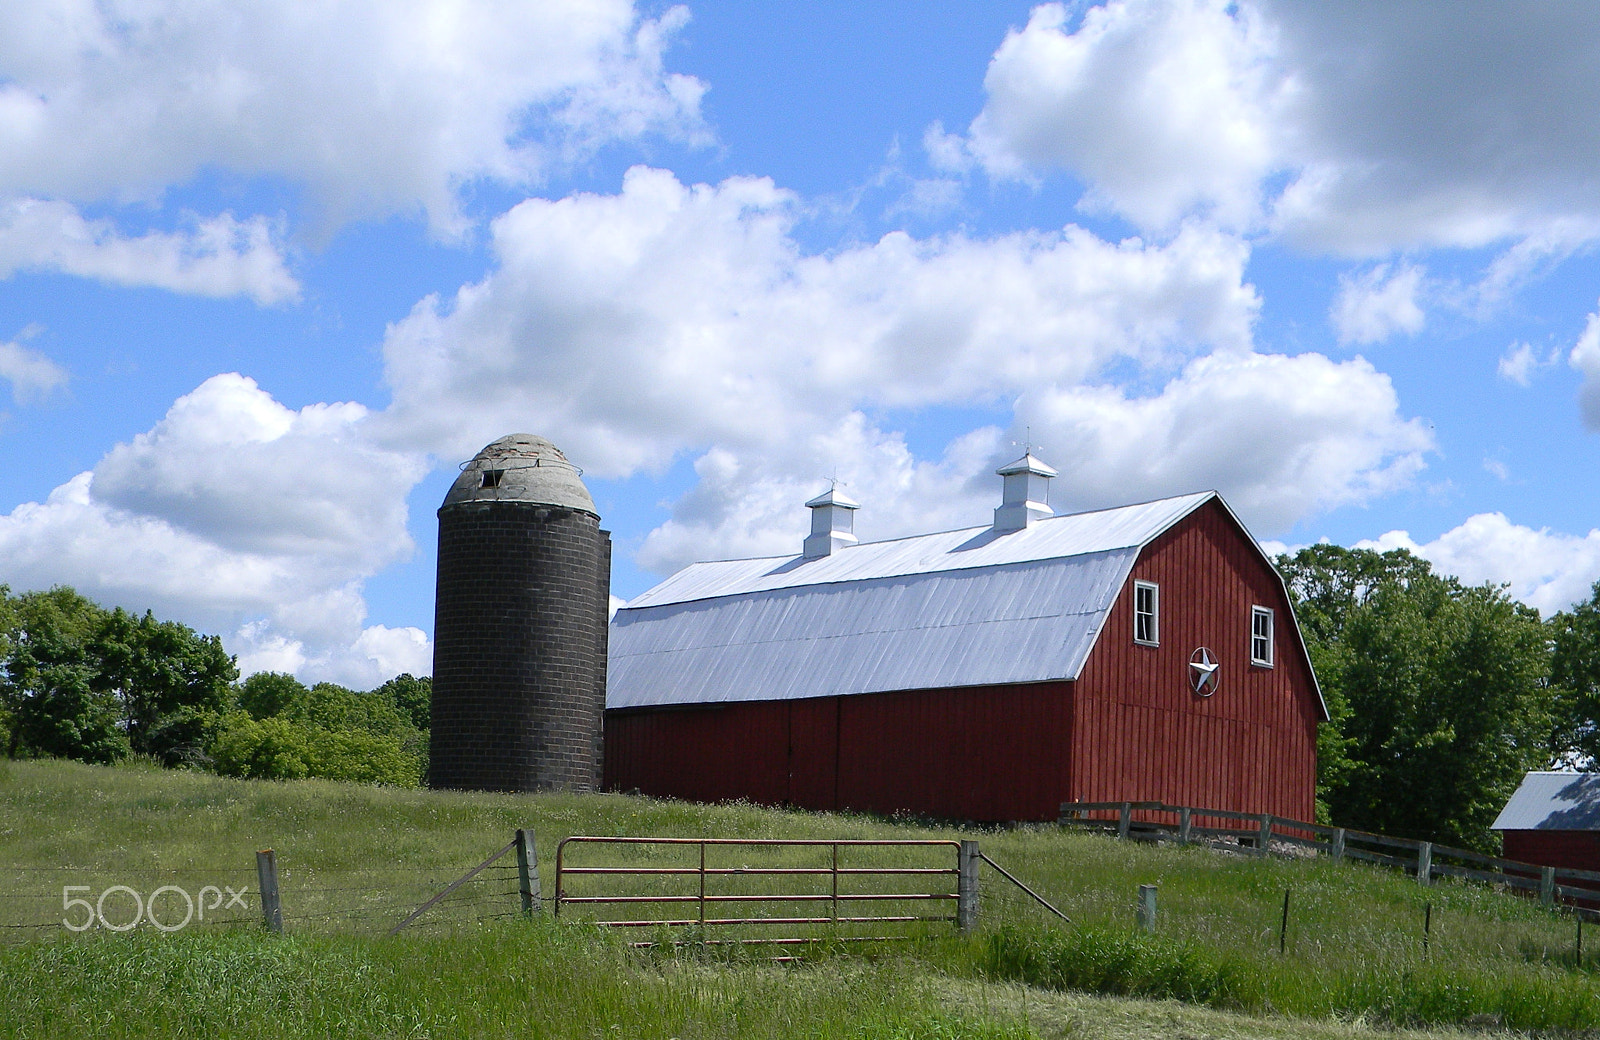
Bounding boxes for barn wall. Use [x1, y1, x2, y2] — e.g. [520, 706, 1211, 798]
[604, 680, 1072, 822]
[1502, 830, 1600, 873]
[1071, 500, 1319, 821]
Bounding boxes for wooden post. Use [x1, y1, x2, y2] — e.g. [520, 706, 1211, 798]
[256, 849, 282, 934]
[1331, 828, 1346, 861]
[1416, 841, 1432, 886]
[1279, 889, 1290, 955]
[1542, 866, 1556, 906]
[1117, 802, 1132, 840]
[1423, 902, 1431, 954]
[1257, 815, 1272, 856]
[1178, 807, 1192, 844]
[1136, 884, 1157, 933]
[515, 829, 541, 918]
[958, 841, 980, 933]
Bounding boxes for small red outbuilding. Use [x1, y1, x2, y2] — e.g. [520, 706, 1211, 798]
[604, 458, 1326, 823]
[1493, 772, 1600, 871]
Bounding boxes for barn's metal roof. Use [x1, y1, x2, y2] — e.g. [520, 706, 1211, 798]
[609, 492, 1226, 710]
[1492, 772, 1600, 831]
[627, 492, 1214, 609]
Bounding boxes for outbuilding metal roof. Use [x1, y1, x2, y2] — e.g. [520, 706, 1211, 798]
[1492, 772, 1600, 831]
[609, 492, 1233, 710]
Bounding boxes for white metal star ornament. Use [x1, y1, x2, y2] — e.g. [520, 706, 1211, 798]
[1189, 647, 1219, 697]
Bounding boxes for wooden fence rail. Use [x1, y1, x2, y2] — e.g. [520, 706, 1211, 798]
[1061, 800, 1598, 915]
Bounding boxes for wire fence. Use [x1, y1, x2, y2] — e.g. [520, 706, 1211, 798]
[0, 853, 525, 941]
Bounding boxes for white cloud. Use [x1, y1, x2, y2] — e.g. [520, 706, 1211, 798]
[1570, 304, 1600, 429]
[1499, 341, 1559, 387]
[969, 1, 1281, 231]
[964, 1, 1600, 256]
[377, 166, 1262, 470]
[1330, 264, 1426, 345]
[0, 199, 297, 303]
[370, 166, 1430, 575]
[0, 0, 706, 234]
[233, 621, 432, 689]
[1020, 350, 1433, 532]
[1362, 514, 1600, 616]
[0, 325, 67, 402]
[0, 374, 429, 684]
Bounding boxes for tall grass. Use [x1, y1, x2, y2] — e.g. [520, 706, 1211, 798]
[5, 758, 1600, 1033]
[0, 922, 1032, 1039]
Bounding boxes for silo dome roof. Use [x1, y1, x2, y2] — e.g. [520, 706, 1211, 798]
[441, 434, 598, 515]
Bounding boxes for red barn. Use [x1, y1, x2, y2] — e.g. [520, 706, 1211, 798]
[1494, 772, 1600, 871]
[605, 456, 1325, 823]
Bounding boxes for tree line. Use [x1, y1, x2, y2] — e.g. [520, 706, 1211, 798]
[0, 586, 430, 787]
[1279, 544, 1600, 852]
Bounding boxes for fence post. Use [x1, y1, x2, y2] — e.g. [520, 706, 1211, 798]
[516, 829, 541, 918]
[1542, 866, 1556, 906]
[958, 841, 980, 933]
[1117, 802, 1132, 839]
[1416, 841, 1432, 886]
[256, 849, 282, 934]
[1331, 828, 1346, 862]
[1178, 807, 1192, 844]
[1257, 815, 1272, 855]
[1137, 884, 1157, 933]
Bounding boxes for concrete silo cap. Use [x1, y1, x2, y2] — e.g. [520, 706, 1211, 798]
[441, 434, 598, 515]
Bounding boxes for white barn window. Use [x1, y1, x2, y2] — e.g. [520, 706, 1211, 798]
[1251, 606, 1274, 666]
[1134, 581, 1159, 646]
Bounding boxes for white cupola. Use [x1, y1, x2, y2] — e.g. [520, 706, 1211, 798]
[992, 453, 1057, 532]
[802, 486, 860, 558]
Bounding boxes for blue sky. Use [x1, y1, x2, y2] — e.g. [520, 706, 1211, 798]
[4, 0, 1600, 685]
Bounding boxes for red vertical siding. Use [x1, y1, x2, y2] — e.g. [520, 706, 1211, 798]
[1070, 499, 1319, 820]
[606, 680, 1073, 822]
[1503, 830, 1600, 873]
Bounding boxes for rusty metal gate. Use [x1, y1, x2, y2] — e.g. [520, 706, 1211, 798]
[554, 836, 975, 946]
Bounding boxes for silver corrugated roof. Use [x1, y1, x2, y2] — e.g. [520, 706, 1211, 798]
[627, 492, 1214, 609]
[609, 492, 1228, 710]
[1492, 772, 1600, 831]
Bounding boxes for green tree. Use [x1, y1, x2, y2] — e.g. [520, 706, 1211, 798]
[1548, 581, 1600, 765]
[1, 587, 237, 767]
[1278, 545, 1553, 850]
[5, 620, 128, 764]
[374, 673, 431, 730]
[91, 609, 237, 766]
[235, 671, 310, 720]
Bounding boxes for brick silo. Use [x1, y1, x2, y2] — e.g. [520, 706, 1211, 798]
[430, 434, 611, 791]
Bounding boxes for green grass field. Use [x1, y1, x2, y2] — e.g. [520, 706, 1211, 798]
[2, 758, 1597, 1038]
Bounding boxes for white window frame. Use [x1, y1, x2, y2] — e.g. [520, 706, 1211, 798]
[1251, 605, 1274, 667]
[1133, 580, 1159, 647]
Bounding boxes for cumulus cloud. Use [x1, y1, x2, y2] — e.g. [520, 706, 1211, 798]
[0, 374, 429, 684]
[964, 1, 1600, 255]
[1362, 514, 1600, 616]
[369, 166, 1430, 574]
[0, 325, 67, 402]
[1330, 264, 1426, 346]
[0, 200, 297, 303]
[377, 166, 1261, 469]
[1570, 305, 1600, 429]
[970, 1, 1282, 231]
[1021, 351, 1433, 532]
[0, 0, 705, 234]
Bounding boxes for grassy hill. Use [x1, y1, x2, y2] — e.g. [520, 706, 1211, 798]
[2, 758, 1597, 1038]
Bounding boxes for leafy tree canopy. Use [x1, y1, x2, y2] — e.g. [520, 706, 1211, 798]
[1278, 545, 1554, 851]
